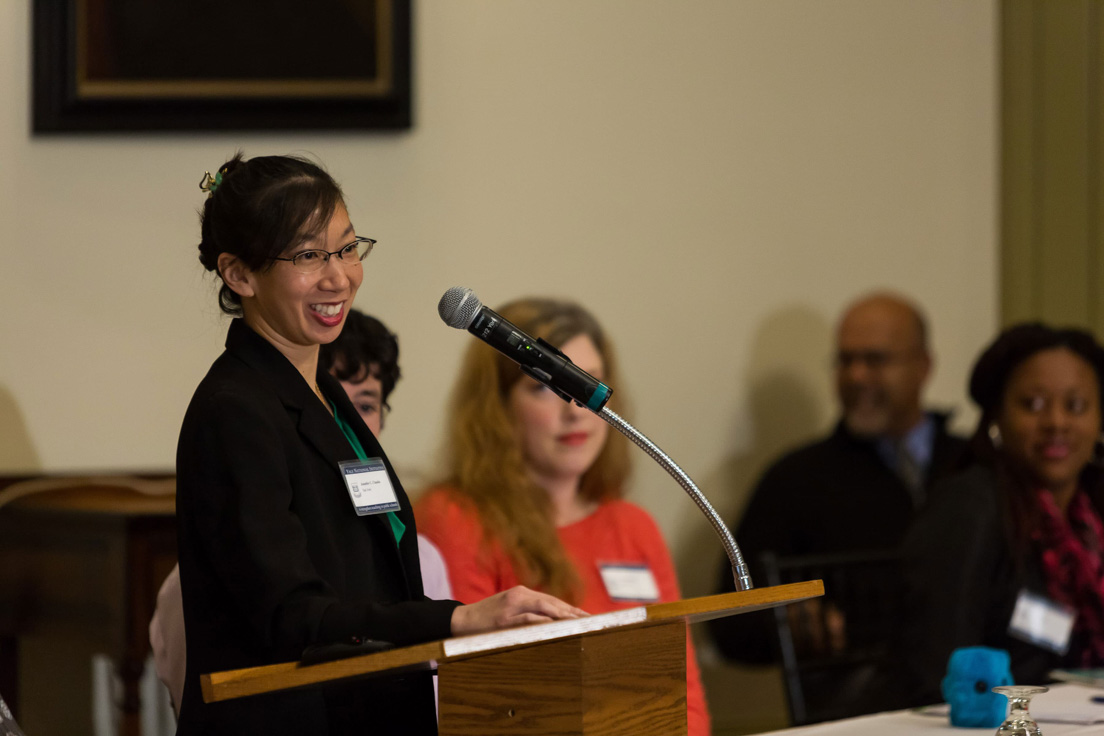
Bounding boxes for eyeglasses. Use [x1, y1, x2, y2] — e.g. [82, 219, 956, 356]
[834, 350, 920, 371]
[269, 236, 376, 274]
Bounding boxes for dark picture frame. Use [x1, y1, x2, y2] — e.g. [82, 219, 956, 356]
[33, 0, 412, 132]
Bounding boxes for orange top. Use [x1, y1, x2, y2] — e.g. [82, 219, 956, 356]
[416, 487, 710, 736]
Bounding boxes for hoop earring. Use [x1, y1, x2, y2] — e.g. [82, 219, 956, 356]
[988, 423, 1003, 449]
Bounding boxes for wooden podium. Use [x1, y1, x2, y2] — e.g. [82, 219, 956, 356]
[202, 581, 822, 736]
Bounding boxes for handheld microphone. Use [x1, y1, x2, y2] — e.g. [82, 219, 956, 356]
[437, 287, 613, 412]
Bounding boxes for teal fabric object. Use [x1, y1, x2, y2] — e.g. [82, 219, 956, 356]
[941, 646, 1013, 728]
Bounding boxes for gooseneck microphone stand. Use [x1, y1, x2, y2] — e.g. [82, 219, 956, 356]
[598, 407, 753, 592]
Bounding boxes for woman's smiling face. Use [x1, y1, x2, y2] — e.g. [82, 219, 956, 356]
[997, 347, 1101, 498]
[240, 202, 363, 351]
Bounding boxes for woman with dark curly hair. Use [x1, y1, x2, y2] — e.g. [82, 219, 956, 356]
[890, 322, 1104, 707]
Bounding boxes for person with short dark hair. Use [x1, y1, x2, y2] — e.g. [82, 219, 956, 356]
[174, 153, 583, 735]
[887, 322, 1104, 707]
[319, 310, 400, 434]
[710, 292, 967, 665]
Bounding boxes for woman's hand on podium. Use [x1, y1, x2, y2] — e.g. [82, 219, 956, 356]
[450, 585, 587, 635]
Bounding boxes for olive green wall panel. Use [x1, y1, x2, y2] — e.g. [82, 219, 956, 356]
[1002, 0, 1104, 333]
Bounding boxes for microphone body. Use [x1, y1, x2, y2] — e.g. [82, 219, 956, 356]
[438, 287, 613, 412]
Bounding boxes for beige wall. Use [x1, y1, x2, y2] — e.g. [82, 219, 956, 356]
[0, 1, 996, 598]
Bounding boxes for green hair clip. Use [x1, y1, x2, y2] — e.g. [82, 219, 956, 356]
[198, 169, 224, 197]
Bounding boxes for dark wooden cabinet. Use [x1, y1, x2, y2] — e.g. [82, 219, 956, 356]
[0, 477, 175, 736]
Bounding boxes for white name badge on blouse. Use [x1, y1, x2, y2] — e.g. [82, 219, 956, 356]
[338, 459, 401, 516]
[599, 563, 660, 603]
[1007, 589, 1075, 655]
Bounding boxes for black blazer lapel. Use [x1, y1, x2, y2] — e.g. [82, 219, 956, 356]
[224, 319, 405, 574]
[319, 370, 408, 502]
[295, 396, 365, 478]
[316, 370, 416, 594]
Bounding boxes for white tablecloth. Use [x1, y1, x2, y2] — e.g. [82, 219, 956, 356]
[758, 684, 1104, 736]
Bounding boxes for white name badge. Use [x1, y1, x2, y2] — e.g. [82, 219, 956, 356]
[338, 459, 401, 516]
[1008, 589, 1075, 655]
[599, 563, 660, 603]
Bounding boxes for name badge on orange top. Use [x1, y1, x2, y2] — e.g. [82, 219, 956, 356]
[338, 458, 400, 516]
[599, 563, 660, 603]
[1007, 589, 1075, 655]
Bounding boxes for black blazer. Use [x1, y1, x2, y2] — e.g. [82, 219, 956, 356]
[887, 464, 1069, 708]
[175, 319, 459, 736]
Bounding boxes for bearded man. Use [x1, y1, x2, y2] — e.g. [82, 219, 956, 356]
[710, 292, 966, 664]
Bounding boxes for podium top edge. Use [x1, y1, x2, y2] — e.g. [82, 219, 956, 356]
[645, 579, 824, 624]
[201, 580, 824, 703]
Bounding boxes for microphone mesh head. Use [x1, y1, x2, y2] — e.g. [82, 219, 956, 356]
[438, 287, 482, 329]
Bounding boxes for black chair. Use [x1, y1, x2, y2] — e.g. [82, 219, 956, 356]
[761, 549, 904, 726]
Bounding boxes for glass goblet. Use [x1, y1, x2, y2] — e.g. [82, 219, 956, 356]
[992, 685, 1048, 736]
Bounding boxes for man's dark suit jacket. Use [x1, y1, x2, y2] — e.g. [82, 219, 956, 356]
[175, 319, 459, 735]
[709, 415, 966, 663]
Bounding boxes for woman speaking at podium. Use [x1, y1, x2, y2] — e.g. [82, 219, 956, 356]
[176, 153, 582, 736]
[416, 297, 710, 736]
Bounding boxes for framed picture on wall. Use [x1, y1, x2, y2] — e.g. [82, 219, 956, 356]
[33, 0, 412, 132]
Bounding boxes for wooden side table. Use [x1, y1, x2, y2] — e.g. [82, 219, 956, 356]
[0, 476, 176, 736]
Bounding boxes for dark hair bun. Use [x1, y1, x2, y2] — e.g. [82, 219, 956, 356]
[194, 152, 344, 317]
